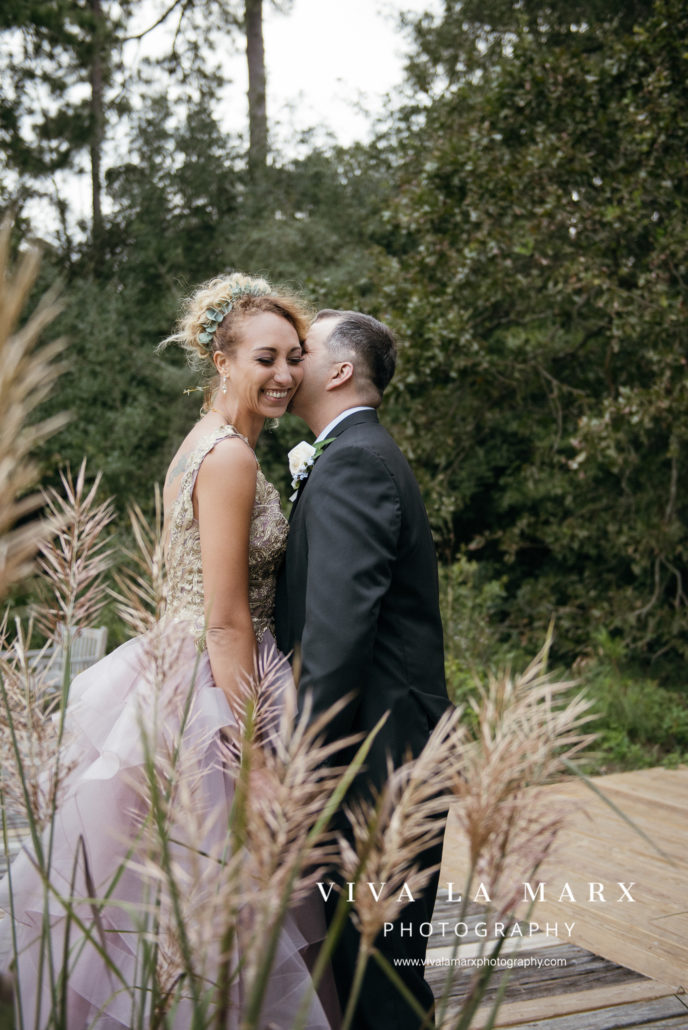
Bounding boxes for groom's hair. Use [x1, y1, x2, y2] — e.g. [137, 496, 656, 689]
[314, 309, 397, 401]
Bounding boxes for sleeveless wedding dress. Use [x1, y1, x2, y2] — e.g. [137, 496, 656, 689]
[0, 424, 332, 1029]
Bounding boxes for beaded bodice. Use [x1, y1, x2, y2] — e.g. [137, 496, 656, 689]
[165, 424, 288, 646]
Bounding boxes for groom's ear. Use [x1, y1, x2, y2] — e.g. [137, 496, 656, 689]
[325, 360, 354, 391]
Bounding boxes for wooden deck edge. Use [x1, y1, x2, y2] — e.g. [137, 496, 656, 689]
[463, 977, 681, 1029]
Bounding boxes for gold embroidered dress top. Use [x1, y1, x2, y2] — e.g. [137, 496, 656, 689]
[165, 424, 288, 645]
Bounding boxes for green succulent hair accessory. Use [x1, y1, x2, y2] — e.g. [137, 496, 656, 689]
[197, 280, 272, 352]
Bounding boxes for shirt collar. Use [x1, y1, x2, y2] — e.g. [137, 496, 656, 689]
[315, 406, 374, 443]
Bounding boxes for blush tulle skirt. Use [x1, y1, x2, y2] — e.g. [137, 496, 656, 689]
[0, 621, 334, 1029]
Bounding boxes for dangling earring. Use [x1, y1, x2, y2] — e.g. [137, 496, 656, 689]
[222, 375, 228, 395]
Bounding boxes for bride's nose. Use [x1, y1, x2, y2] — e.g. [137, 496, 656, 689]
[273, 362, 296, 385]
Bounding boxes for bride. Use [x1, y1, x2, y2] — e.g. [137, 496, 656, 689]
[0, 273, 337, 1029]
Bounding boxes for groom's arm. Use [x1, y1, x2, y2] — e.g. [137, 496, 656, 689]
[297, 442, 401, 740]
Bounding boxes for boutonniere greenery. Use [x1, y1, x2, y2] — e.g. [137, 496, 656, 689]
[288, 437, 335, 501]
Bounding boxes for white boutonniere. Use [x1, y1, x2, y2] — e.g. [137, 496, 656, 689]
[288, 437, 335, 501]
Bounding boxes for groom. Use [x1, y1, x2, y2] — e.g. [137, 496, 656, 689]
[275, 309, 450, 1029]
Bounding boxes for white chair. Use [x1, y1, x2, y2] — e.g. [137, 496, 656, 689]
[67, 625, 109, 676]
[26, 625, 108, 690]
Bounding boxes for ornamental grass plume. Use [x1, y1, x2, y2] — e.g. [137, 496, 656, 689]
[0, 217, 66, 600]
[1, 462, 114, 830]
[119, 647, 323, 1030]
[213, 660, 372, 1030]
[330, 707, 468, 1030]
[451, 635, 595, 917]
[340, 706, 468, 951]
[238, 665, 354, 907]
[0, 235, 110, 828]
[125, 703, 249, 1027]
[431, 636, 595, 1030]
[327, 638, 594, 1030]
[111, 489, 167, 638]
[35, 461, 116, 639]
[0, 617, 67, 829]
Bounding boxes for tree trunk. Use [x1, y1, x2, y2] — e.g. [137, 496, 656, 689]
[245, 0, 267, 177]
[89, 0, 105, 257]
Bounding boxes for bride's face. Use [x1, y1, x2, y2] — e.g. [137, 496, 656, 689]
[219, 311, 304, 419]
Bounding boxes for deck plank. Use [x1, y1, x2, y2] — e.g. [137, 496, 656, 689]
[482, 995, 688, 1030]
[440, 767, 688, 992]
[468, 980, 683, 1029]
[425, 891, 676, 1028]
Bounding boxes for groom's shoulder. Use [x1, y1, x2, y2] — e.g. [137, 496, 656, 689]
[333, 415, 398, 453]
[316, 421, 430, 514]
[332, 418, 415, 477]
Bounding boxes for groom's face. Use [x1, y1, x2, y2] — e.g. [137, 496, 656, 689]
[289, 316, 339, 422]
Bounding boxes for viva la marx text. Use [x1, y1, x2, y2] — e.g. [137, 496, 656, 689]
[316, 881, 636, 904]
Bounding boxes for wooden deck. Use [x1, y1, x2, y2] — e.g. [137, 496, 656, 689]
[432, 766, 688, 1028]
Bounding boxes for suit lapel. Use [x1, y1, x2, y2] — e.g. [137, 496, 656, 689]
[289, 410, 379, 517]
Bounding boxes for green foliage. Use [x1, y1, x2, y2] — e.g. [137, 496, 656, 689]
[439, 560, 688, 771]
[34, 271, 195, 512]
[439, 556, 528, 705]
[378, 0, 688, 668]
[0, 0, 132, 180]
[581, 631, 688, 769]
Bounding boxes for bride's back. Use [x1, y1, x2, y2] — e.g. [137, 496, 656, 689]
[162, 413, 229, 542]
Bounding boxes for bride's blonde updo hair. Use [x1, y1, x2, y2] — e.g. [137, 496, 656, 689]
[160, 271, 312, 402]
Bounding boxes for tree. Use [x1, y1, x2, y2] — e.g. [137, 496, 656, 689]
[0, 0, 138, 260]
[376, 0, 688, 664]
[0, 0, 294, 250]
[404, 0, 656, 93]
[245, 0, 267, 176]
[88, 0, 106, 251]
[130, 0, 293, 176]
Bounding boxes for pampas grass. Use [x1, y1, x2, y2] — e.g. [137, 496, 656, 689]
[340, 707, 467, 952]
[433, 638, 595, 1030]
[334, 708, 468, 1029]
[0, 217, 66, 600]
[451, 636, 594, 915]
[35, 461, 116, 639]
[0, 617, 67, 829]
[325, 647, 594, 1030]
[112, 489, 167, 638]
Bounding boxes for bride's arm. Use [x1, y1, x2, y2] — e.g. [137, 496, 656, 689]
[194, 439, 258, 720]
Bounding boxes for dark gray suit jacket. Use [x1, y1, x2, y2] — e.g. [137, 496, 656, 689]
[275, 409, 449, 793]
